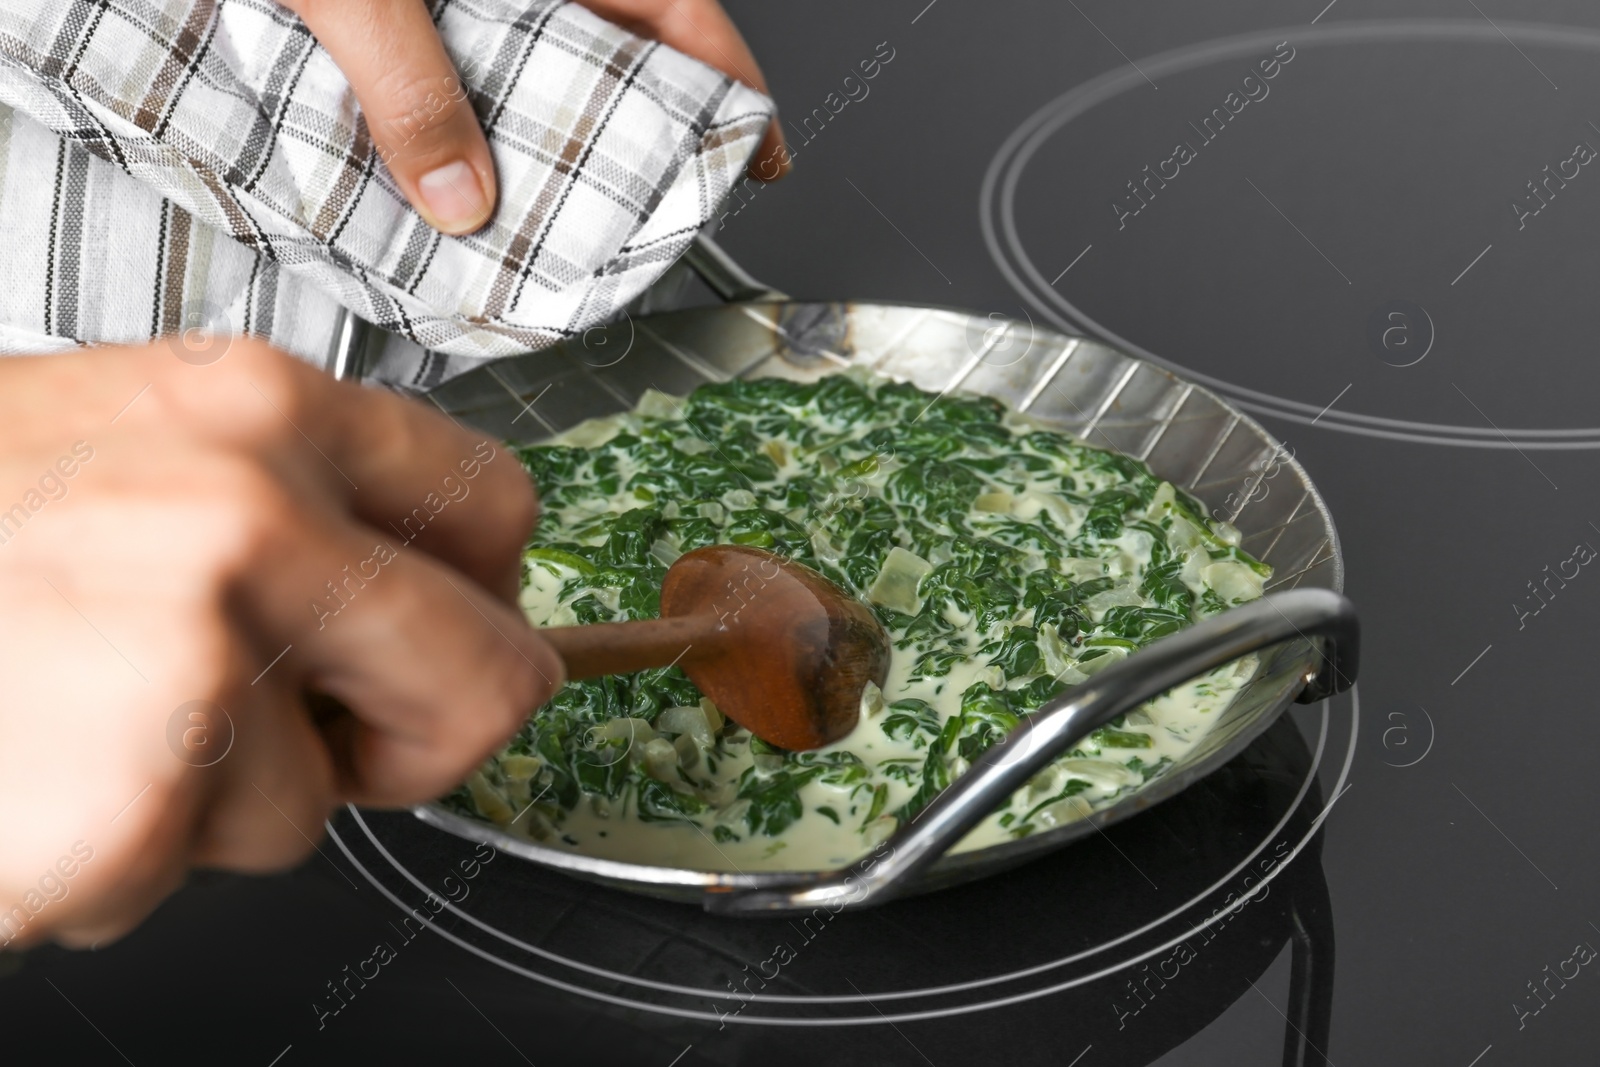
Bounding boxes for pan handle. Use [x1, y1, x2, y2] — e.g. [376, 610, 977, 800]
[704, 587, 1358, 915]
[679, 232, 788, 303]
[325, 308, 373, 382]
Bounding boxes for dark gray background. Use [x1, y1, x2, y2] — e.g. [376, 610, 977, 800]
[7, 1, 1600, 1064]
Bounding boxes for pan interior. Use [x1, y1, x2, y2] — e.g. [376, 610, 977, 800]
[416, 300, 1341, 896]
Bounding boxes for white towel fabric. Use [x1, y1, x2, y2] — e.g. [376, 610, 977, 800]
[0, 0, 771, 389]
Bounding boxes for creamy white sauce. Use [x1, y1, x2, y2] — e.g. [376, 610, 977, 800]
[466, 383, 1265, 872]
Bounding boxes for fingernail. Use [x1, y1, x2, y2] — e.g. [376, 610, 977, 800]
[771, 118, 791, 174]
[529, 635, 568, 695]
[417, 160, 489, 233]
[752, 118, 791, 181]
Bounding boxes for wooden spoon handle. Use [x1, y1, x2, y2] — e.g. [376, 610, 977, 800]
[538, 614, 725, 681]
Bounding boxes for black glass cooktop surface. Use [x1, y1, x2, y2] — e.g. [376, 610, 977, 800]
[8, 2, 1600, 1064]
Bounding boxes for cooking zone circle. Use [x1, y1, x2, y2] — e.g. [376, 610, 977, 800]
[980, 19, 1600, 449]
[326, 691, 1355, 1025]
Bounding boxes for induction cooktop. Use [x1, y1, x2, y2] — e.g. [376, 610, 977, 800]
[8, 2, 1600, 1065]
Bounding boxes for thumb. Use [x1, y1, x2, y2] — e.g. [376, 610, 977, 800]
[288, 0, 498, 235]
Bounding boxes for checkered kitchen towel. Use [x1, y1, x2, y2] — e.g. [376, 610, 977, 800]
[0, 0, 772, 388]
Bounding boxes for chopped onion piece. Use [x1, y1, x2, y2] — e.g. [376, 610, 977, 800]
[699, 698, 724, 734]
[866, 546, 934, 615]
[1167, 513, 1205, 554]
[650, 538, 682, 567]
[501, 755, 543, 781]
[1119, 527, 1155, 567]
[592, 716, 654, 744]
[1038, 623, 1073, 677]
[1028, 764, 1067, 800]
[974, 490, 1014, 514]
[698, 780, 737, 807]
[1085, 583, 1145, 616]
[1033, 794, 1094, 828]
[1203, 560, 1265, 603]
[636, 389, 683, 420]
[521, 810, 557, 840]
[1077, 645, 1130, 676]
[657, 705, 713, 746]
[675, 435, 712, 455]
[641, 738, 680, 782]
[1143, 481, 1178, 520]
[716, 799, 751, 826]
[810, 529, 841, 562]
[588, 717, 655, 763]
[1056, 663, 1092, 686]
[1062, 557, 1108, 581]
[1015, 490, 1083, 531]
[556, 413, 627, 448]
[467, 773, 514, 825]
[1060, 758, 1142, 790]
[586, 585, 620, 612]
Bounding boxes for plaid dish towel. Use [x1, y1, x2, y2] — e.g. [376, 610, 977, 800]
[0, 0, 771, 387]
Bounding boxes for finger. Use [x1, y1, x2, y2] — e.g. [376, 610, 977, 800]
[661, 0, 789, 180]
[35, 761, 207, 951]
[306, 381, 539, 607]
[50, 863, 189, 951]
[188, 680, 340, 874]
[749, 117, 790, 183]
[261, 523, 562, 807]
[287, 0, 498, 234]
[590, 0, 789, 180]
[309, 369, 540, 608]
[0, 592, 213, 952]
[3, 774, 196, 951]
[139, 343, 538, 606]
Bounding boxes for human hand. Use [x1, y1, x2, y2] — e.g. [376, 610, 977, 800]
[0, 338, 561, 949]
[571, 0, 790, 179]
[282, 0, 787, 235]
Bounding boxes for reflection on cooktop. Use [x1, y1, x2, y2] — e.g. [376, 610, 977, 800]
[328, 699, 1352, 1066]
[983, 20, 1600, 449]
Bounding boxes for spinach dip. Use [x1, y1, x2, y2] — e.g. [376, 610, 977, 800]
[443, 372, 1270, 871]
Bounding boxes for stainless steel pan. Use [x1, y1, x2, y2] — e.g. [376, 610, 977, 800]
[333, 235, 1358, 913]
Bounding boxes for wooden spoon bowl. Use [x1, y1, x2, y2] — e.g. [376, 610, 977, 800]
[538, 545, 890, 750]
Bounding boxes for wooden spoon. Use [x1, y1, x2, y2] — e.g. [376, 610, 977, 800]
[536, 545, 890, 751]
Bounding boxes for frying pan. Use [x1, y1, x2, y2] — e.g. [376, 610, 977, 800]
[328, 234, 1358, 913]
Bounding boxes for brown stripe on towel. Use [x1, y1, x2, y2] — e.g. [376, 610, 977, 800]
[159, 203, 193, 337]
